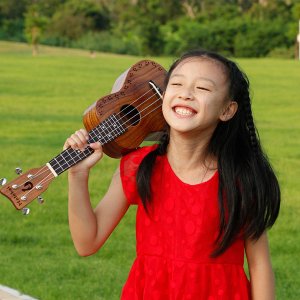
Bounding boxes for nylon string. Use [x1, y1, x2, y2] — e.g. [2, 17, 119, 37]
[50, 86, 163, 172]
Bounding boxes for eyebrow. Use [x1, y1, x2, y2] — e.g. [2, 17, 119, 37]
[170, 74, 217, 87]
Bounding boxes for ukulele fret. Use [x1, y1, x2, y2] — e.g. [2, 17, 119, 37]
[89, 114, 126, 144]
[1, 60, 167, 211]
[48, 114, 126, 175]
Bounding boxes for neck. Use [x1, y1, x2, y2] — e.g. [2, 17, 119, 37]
[167, 129, 214, 169]
[166, 129, 217, 184]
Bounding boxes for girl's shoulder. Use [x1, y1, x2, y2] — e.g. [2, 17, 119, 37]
[120, 144, 158, 178]
[120, 144, 158, 205]
[121, 144, 158, 165]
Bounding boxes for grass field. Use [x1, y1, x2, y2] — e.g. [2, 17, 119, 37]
[0, 41, 299, 299]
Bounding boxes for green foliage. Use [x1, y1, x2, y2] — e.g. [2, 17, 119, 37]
[0, 0, 28, 19]
[70, 31, 143, 55]
[24, 4, 48, 46]
[267, 46, 295, 59]
[247, 0, 294, 21]
[162, 17, 242, 56]
[0, 0, 28, 41]
[0, 18, 25, 41]
[197, 2, 242, 21]
[292, 2, 300, 19]
[44, 0, 111, 48]
[1, 0, 300, 57]
[234, 20, 291, 57]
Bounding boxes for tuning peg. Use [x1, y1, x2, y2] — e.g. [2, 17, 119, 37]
[15, 167, 23, 175]
[0, 178, 7, 186]
[22, 207, 30, 215]
[37, 196, 44, 204]
[35, 184, 43, 190]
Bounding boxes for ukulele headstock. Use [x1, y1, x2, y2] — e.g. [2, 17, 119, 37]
[0, 165, 54, 212]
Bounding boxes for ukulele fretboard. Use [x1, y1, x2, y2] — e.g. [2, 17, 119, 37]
[48, 114, 126, 175]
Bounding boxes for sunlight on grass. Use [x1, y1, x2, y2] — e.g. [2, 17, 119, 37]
[0, 41, 299, 299]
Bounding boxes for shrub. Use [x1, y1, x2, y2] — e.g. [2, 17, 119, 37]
[267, 46, 296, 59]
[0, 18, 26, 41]
[234, 20, 289, 57]
[70, 31, 143, 56]
[161, 18, 244, 57]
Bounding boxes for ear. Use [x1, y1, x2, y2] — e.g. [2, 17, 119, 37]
[219, 101, 238, 122]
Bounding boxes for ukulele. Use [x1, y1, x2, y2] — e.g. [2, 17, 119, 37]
[0, 60, 167, 213]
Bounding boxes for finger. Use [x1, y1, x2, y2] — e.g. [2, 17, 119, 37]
[66, 133, 86, 151]
[89, 142, 102, 151]
[63, 129, 89, 151]
[76, 129, 89, 142]
[72, 134, 87, 151]
[63, 136, 77, 150]
[76, 130, 90, 151]
[63, 141, 69, 150]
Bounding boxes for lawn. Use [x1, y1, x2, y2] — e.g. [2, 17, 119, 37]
[0, 41, 299, 299]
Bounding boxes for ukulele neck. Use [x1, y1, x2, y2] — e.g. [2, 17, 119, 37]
[47, 113, 126, 176]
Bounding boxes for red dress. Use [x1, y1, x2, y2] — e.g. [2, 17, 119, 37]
[120, 145, 250, 300]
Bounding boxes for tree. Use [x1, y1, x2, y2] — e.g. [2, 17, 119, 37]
[45, 0, 110, 46]
[24, 3, 48, 55]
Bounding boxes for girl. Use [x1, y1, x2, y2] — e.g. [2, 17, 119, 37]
[64, 50, 280, 299]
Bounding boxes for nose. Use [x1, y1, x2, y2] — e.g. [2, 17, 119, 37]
[179, 87, 194, 101]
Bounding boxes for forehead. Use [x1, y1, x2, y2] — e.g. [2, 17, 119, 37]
[171, 57, 228, 85]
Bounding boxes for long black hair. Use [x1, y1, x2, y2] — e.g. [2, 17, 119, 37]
[136, 49, 280, 257]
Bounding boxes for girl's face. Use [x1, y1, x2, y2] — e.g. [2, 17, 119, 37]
[162, 58, 236, 136]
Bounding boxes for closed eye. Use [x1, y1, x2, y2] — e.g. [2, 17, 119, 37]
[197, 87, 210, 91]
[171, 83, 182, 86]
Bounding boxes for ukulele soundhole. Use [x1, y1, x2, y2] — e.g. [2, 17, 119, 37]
[120, 105, 140, 127]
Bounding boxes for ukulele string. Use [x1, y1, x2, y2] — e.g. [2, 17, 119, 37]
[90, 81, 162, 138]
[97, 86, 160, 132]
[105, 89, 162, 138]
[48, 89, 163, 172]
[14, 147, 86, 191]
[118, 92, 161, 128]
[18, 95, 163, 201]
[14, 165, 51, 192]
[16, 86, 165, 201]
[102, 86, 154, 110]
[18, 87, 163, 185]
[21, 170, 55, 200]
[85, 91, 162, 149]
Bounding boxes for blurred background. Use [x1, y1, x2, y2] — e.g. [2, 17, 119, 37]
[0, 0, 300, 58]
[0, 1, 299, 299]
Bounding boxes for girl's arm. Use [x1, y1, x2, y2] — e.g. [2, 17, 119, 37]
[245, 232, 275, 300]
[65, 129, 130, 257]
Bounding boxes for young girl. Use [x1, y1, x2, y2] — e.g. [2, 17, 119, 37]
[64, 50, 280, 299]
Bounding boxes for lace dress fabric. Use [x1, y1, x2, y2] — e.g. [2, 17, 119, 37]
[120, 145, 250, 300]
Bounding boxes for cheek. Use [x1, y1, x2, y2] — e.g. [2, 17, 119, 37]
[161, 91, 172, 110]
[161, 97, 169, 119]
[162, 101, 170, 120]
[200, 96, 224, 118]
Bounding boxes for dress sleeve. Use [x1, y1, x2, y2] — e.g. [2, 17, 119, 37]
[120, 145, 157, 205]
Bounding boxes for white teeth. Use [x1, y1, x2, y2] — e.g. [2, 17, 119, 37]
[174, 107, 194, 116]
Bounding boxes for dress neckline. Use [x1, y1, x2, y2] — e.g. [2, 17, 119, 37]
[164, 154, 218, 187]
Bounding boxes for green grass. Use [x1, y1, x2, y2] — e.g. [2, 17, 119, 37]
[0, 41, 299, 299]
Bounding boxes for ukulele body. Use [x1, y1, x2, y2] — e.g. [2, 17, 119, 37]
[0, 60, 167, 210]
[83, 60, 167, 158]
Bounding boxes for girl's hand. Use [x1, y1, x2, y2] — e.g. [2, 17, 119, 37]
[63, 129, 103, 174]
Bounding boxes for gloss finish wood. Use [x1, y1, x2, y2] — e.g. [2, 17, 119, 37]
[83, 60, 167, 158]
[0, 167, 54, 210]
[0, 60, 167, 210]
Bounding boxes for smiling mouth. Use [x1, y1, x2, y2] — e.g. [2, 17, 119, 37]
[173, 106, 196, 116]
